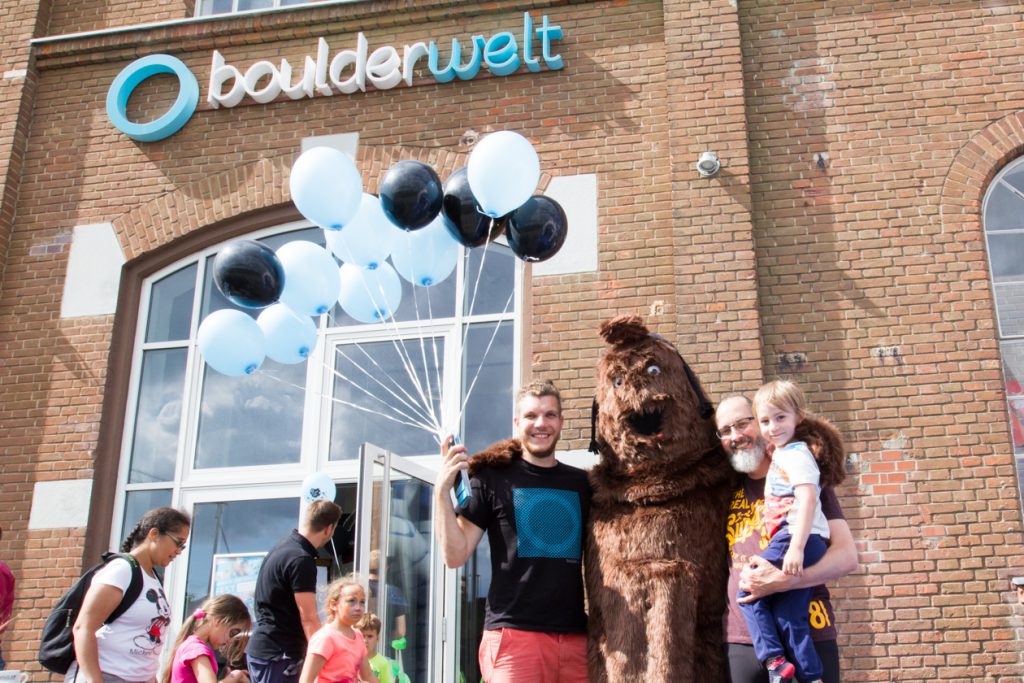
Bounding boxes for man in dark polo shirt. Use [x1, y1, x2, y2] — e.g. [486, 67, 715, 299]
[247, 499, 342, 683]
[716, 395, 858, 683]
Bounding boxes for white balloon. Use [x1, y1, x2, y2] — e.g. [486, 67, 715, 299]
[338, 262, 403, 323]
[197, 309, 266, 376]
[257, 303, 318, 364]
[301, 471, 336, 504]
[323, 194, 402, 268]
[467, 131, 540, 218]
[390, 215, 460, 287]
[276, 241, 341, 316]
[289, 146, 363, 230]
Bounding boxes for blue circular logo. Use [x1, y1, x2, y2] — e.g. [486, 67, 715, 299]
[106, 54, 199, 142]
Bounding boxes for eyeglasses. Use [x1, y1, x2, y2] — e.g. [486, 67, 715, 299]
[165, 533, 187, 551]
[716, 417, 755, 439]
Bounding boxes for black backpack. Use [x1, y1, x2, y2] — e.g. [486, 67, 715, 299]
[38, 552, 144, 674]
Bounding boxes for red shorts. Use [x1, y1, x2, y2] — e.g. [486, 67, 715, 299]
[478, 628, 589, 683]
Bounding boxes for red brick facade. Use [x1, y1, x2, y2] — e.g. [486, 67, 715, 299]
[1, 0, 1023, 680]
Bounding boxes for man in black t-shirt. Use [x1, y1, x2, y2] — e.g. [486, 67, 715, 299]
[246, 499, 342, 683]
[434, 380, 590, 682]
[716, 395, 858, 683]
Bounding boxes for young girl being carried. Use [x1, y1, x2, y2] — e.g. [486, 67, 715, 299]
[299, 575, 378, 683]
[165, 594, 252, 683]
[739, 380, 846, 683]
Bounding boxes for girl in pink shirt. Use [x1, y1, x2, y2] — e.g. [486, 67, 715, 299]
[299, 576, 378, 683]
[165, 594, 252, 683]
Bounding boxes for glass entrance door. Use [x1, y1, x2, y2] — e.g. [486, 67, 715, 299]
[357, 443, 444, 682]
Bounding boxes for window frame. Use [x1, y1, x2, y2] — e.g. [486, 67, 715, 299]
[109, 217, 522, 629]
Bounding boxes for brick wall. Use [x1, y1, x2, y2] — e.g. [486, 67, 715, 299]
[741, 1, 1024, 679]
[0, 0, 1022, 680]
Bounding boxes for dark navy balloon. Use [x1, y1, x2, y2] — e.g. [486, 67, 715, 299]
[212, 239, 286, 309]
[379, 160, 444, 230]
[505, 196, 568, 262]
[441, 167, 505, 247]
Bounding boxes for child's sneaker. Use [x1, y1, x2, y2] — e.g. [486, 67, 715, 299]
[766, 656, 796, 683]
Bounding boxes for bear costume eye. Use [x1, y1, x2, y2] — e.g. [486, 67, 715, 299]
[646, 365, 661, 376]
[613, 376, 623, 387]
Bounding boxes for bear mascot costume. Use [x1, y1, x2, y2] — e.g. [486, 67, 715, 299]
[586, 315, 737, 682]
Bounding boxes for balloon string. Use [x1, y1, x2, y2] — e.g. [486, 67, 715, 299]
[349, 268, 442, 432]
[262, 369, 439, 433]
[448, 238, 492, 431]
[402, 246, 439, 433]
[453, 287, 516, 431]
[333, 344, 438, 427]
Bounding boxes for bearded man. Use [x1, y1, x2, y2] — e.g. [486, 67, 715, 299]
[717, 395, 858, 683]
[434, 380, 590, 683]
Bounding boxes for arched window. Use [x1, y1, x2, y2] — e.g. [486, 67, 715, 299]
[114, 219, 519, 617]
[983, 159, 1024, 504]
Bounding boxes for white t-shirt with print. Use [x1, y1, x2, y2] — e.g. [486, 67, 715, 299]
[764, 441, 831, 540]
[90, 557, 170, 681]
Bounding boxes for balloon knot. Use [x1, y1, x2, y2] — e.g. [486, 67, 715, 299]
[315, 305, 329, 314]
[420, 278, 433, 286]
[328, 223, 342, 231]
[299, 347, 310, 358]
[244, 364, 258, 374]
[367, 262, 379, 270]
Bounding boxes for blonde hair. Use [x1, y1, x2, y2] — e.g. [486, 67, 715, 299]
[752, 380, 807, 420]
[355, 612, 382, 635]
[326, 574, 366, 624]
[160, 594, 251, 683]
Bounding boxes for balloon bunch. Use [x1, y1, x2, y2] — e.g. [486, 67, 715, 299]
[197, 131, 568, 379]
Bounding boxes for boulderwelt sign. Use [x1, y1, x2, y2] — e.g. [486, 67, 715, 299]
[106, 12, 564, 142]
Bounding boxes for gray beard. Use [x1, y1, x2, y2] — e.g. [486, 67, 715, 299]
[729, 445, 766, 474]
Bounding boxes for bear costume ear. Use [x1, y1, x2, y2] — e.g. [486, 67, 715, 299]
[598, 315, 650, 346]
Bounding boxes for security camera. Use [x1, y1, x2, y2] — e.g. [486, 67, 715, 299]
[696, 151, 720, 178]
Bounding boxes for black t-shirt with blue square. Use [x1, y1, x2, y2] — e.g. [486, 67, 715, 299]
[459, 457, 591, 633]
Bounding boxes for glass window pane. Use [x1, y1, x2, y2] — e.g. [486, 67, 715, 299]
[988, 233, 1024, 282]
[237, 0, 272, 10]
[121, 489, 173, 541]
[195, 360, 306, 468]
[461, 322, 513, 454]
[196, 0, 232, 14]
[985, 182, 1024, 232]
[146, 265, 196, 343]
[377, 477, 432, 674]
[1004, 342, 1024, 398]
[995, 283, 1024, 338]
[329, 339, 443, 460]
[182, 498, 297, 613]
[1011, 397, 1024, 455]
[129, 349, 187, 483]
[465, 244, 516, 316]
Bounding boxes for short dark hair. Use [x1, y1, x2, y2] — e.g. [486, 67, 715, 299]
[304, 499, 342, 533]
[121, 507, 191, 552]
[516, 379, 561, 414]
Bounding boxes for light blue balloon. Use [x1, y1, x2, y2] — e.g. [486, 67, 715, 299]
[276, 241, 341, 316]
[197, 309, 266, 376]
[257, 303, 318, 364]
[467, 130, 540, 217]
[338, 262, 403, 323]
[323, 194, 401, 268]
[390, 215, 460, 287]
[289, 146, 363, 230]
[301, 471, 336, 504]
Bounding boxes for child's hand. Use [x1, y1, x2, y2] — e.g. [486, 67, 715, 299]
[782, 546, 804, 576]
[225, 670, 250, 683]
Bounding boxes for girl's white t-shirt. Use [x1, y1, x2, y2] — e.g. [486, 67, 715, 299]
[91, 557, 171, 681]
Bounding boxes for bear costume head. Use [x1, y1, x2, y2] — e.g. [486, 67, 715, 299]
[588, 314, 732, 503]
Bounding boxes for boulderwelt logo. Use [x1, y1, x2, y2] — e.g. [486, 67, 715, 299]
[107, 12, 564, 143]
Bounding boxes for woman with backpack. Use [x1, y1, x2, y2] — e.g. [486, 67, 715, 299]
[66, 507, 191, 683]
